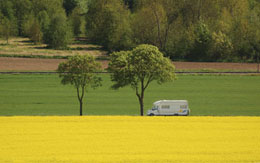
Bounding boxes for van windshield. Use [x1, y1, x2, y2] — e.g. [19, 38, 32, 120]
[152, 105, 158, 110]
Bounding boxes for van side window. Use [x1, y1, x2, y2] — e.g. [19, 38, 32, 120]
[161, 105, 170, 109]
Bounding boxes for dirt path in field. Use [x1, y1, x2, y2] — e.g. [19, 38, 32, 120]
[0, 57, 66, 71]
[0, 57, 259, 72]
[173, 62, 259, 72]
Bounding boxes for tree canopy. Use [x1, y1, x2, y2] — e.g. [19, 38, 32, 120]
[86, 0, 133, 51]
[108, 44, 176, 116]
[44, 13, 73, 49]
[57, 54, 102, 116]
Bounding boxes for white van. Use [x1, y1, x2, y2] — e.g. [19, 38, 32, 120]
[147, 100, 190, 116]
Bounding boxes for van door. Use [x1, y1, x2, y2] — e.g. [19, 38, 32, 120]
[170, 103, 179, 115]
[179, 103, 188, 115]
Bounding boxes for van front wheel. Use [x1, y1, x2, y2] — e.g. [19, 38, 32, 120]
[149, 113, 155, 116]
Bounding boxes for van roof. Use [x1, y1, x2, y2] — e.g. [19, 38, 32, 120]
[153, 100, 188, 105]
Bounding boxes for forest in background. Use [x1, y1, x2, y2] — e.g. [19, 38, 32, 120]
[0, 0, 260, 62]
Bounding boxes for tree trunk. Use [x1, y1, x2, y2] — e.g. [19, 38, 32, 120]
[80, 100, 83, 116]
[153, 7, 163, 50]
[257, 52, 259, 73]
[77, 86, 85, 116]
[138, 96, 144, 116]
[136, 80, 147, 116]
[6, 35, 9, 44]
[139, 86, 145, 116]
[197, 0, 202, 21]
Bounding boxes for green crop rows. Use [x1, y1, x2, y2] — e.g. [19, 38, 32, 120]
[0, 74, 259, 116]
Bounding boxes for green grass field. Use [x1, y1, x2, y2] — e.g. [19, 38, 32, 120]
[0, 74, 259, 116]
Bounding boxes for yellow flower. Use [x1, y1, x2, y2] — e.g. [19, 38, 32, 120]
[0, 116, 259, 162]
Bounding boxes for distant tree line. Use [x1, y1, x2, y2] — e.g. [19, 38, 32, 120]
[0, 0, 74, 49]
[1, 0, 260, 62]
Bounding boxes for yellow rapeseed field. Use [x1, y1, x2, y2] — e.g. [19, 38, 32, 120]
[0, 116, 260, 163]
